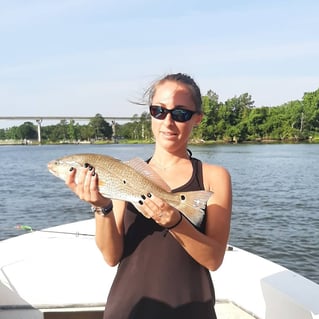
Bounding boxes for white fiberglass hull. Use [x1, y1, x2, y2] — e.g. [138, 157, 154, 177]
[0, 219, 318, 319]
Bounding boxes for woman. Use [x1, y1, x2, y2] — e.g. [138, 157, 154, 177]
[66, 73, 232, 319]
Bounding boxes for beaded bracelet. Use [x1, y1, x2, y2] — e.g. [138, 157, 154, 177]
[91, 202, 113, 217]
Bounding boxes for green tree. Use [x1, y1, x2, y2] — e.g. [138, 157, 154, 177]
[118, 122, 134, 139]
[67, 120, 80, 141]
[58, 120, 68, 141]
[89, 114, 112, 140]
[221, 93, 255, 141]
[0, 129, 5, 139]
[302, 89, 319, 135]
[199, 90, 220, 140]
[80, 124, 94, 141]
[118, 115, 146, 140]
[19, 122, 38, 140]
[138, 112, 151, 140]
[6, 126, 21, 140]
[246, 107, 269, 139]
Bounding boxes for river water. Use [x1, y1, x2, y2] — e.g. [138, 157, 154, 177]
[1, 143, 318, 284]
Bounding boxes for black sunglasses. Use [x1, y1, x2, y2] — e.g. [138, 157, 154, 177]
[149, 105, 197, 123]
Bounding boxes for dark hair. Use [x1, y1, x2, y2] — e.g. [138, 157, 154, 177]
[144, 73, 202, 113]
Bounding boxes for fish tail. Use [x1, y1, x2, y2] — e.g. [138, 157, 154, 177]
[175, 190, 213, 227]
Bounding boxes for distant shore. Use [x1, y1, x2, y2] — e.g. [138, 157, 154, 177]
[1, 138, 318, 146]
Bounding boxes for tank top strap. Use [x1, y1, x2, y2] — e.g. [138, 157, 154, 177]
[172, 157, 204, 192]
[192, 157, 205, 190]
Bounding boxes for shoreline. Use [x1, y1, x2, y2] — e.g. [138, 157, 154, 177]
[1, 138, 319, 146]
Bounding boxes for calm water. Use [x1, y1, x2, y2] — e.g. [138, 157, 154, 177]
[1, 143, 318, 284]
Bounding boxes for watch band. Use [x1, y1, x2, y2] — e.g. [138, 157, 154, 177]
[91, 203, 113, 216]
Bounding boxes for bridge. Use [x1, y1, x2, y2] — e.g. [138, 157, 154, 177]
[0, 116, 139, 122]
[0, 116, 141, 144]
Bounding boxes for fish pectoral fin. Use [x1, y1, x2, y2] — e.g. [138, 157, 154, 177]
[124, 157, 171, 192]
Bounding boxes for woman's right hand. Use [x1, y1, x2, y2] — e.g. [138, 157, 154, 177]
[65, 165, 111, 208]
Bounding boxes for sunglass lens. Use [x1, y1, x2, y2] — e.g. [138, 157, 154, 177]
[150, 106, 166, 119]
[172, 109, 195, 122]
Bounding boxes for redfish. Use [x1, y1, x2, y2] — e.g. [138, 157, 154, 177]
[48, 153, 212, 226]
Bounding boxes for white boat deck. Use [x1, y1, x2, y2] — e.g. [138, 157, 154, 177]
[0, 303, 256, 319]
[1, 219, 319, 319]
[216, 301, 257, 319]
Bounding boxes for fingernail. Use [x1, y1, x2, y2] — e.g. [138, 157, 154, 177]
[69, 167, 74, 172]
[141, 195, 146, 200]
[138, 200, 143, 205]
[91, 171, 96, 177]
[89, 165, 94, 171]
[147, 193, 152, 198]
[84, 163, 89, 168]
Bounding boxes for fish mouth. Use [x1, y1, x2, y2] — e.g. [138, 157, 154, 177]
[47, 161, 56, 175]
[48, 169, 55, 175]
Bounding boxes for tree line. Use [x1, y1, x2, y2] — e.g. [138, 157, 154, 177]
[1, 87, 318, 143]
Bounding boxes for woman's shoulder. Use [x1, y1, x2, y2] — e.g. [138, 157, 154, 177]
[201, 162, 231, 189]
[190, 157, 230, 179]
[201, 161, 230, 175]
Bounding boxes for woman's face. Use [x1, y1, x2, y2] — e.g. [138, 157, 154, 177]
[151, 81, 202, 152]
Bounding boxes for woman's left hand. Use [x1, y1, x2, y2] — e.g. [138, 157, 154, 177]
[138, 193, 181, 228]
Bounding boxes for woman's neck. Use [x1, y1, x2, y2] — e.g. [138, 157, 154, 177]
[150, 148, 191, 171]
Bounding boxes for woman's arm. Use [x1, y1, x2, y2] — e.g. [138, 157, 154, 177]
[65, 166, 126, 266]
[94, 200, 126, 266]
[140, 164, 232, 271]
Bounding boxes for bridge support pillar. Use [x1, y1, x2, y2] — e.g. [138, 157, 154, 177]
[36, 119, 42, 144]
[111, 120, 117, 143]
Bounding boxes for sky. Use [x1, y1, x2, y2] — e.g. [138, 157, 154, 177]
[1, 0, 319, 129]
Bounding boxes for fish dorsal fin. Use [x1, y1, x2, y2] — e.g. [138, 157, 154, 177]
[124, 157, 171, 192]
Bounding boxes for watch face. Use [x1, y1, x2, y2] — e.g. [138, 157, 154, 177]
[92, 204, 113, 216]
